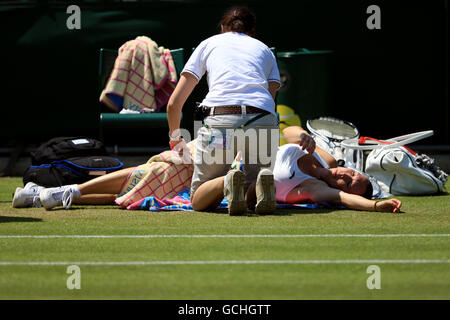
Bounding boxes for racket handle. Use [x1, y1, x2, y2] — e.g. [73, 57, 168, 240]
[334, 146, 345, 166]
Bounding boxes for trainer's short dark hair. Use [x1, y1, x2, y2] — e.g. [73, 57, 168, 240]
[219, 6, 256, 37]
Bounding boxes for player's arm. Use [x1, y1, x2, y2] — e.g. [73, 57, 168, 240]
[282, 126, 337, 167]
[305, 182, 402, 213]
[282, 126, 315, 154]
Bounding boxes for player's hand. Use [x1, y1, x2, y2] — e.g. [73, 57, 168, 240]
[299, 133, 316, 154]
[375, 199, 402, 213]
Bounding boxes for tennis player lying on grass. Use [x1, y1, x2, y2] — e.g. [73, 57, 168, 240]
[12, 126, 401, 213]
[276, 126, 402, 213]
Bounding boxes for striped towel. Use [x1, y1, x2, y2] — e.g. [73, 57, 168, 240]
[126, 188, 340, 212]
[100, 36, 178, 113]
[115, 141, 195, 209]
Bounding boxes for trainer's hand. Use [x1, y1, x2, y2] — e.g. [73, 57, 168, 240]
[375, 199, 402, 213]
[169, 138, 183, 150]
[299, 133, 316, 154]
[170, 139, 191, 164]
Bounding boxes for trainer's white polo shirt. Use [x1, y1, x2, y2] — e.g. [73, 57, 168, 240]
[182, 32, 280, 115]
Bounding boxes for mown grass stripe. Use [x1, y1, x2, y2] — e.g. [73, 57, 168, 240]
[0, 234, 449, 239]
[0, 259, 449, 266]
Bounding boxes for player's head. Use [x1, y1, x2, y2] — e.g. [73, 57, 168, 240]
[219, 6, 256, 37]
[327, 167, 373, 199]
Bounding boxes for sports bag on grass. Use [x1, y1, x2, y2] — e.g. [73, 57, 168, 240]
[31, 137, 108, 165]
[342, 131, 448, 196]
[23, 156, 124, 187]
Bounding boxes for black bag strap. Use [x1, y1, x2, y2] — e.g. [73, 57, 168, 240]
[241, 111, 271, 128]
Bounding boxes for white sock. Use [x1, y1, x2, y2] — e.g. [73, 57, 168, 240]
[50, 185, 81, 201]
[66, 184, 81, 199]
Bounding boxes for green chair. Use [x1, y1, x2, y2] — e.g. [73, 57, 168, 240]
[98, 47, 185, 152]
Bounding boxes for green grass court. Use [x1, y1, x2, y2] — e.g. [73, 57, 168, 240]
[0, 177, 449, 300]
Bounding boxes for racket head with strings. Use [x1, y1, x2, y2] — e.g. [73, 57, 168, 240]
[306, 117, 360, 142]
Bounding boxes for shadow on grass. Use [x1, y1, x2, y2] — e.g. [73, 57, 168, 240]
[398, 191, 449, 199]
[268, 208, 335, 216]
[0, 216, 42, 223]
[427, 191, 449, 198]
[44, 205, 121, 211]
[212, 208, 335, 216]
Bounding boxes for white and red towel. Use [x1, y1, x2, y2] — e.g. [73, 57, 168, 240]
[115, 140, 195, 209]
[100, 36, 178, 113]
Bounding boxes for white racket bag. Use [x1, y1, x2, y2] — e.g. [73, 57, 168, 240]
[342, 131, 448, 196]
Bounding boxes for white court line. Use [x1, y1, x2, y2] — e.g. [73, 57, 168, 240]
[0, 234, 449, 239]
[0, 259, 449, 266]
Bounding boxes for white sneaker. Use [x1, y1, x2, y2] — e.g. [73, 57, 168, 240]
[12, 183, 44, 208]
[39, 187, 76, 210]
[255, 169, 276, 215]
[24, 182, 43, 192]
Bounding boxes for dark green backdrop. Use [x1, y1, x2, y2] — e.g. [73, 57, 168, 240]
[1, 0, 448, 148]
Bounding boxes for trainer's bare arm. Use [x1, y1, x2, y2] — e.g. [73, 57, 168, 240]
[268, 81, 280, 101]
[282, 126, 337, 168]
[289, 180, 402, 213]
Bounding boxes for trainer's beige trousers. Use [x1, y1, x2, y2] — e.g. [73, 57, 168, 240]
[190, 113, 279, 199]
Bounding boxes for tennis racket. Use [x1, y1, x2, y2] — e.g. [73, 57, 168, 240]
[306, 117, 360, 165]
[341, 130, 434, 151]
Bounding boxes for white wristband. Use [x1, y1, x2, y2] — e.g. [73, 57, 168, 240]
[169, 131, 181, 141]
